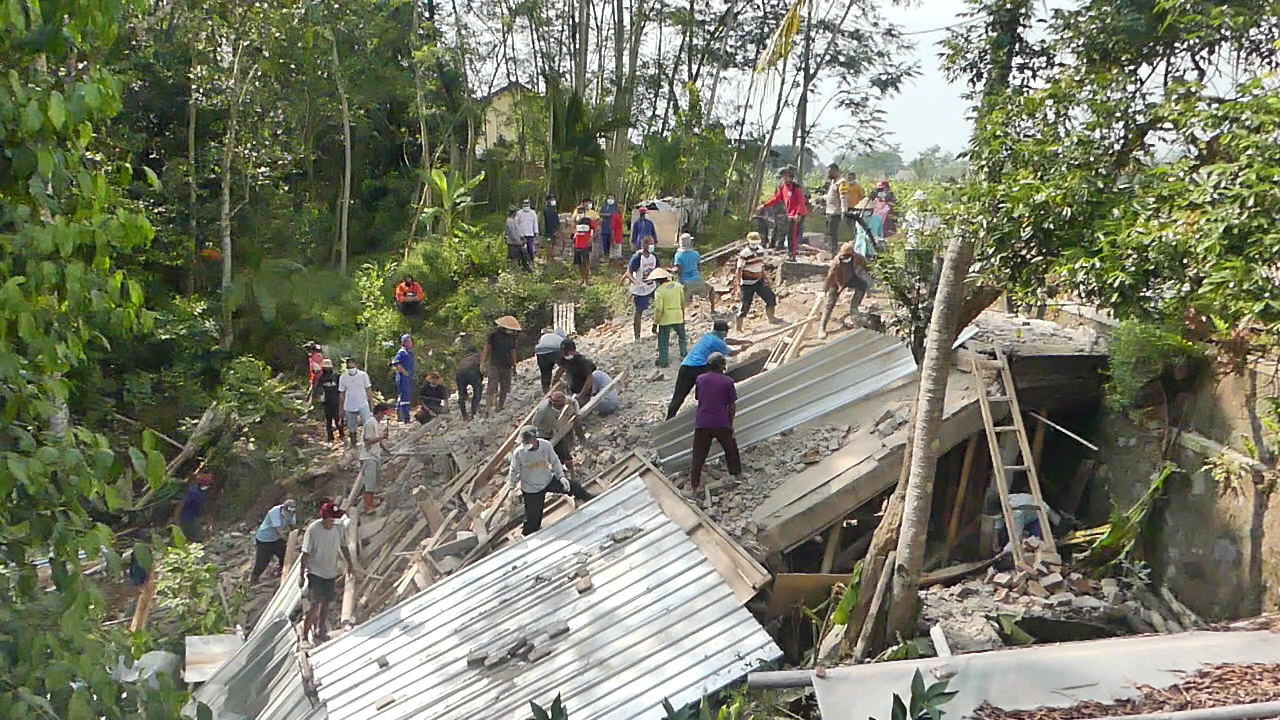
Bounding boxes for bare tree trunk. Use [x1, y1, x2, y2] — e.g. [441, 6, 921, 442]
[749, 64, 790, 208]
[885, 234, 977, 639]
[793, 2, 814, 175]
[218, 45, 246, 352]
[186, 89, 198, 294]
[574, 0, 588, 94]
[330, 36, 352, 277]
[406, 0, 432, 252]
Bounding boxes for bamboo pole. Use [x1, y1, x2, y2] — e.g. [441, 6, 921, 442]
[853, 550, 895, 662]
[279, 529, 299, 590]
[944, 435, 980, 561]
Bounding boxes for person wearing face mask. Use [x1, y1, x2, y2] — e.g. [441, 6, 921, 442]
[626, 239, 659, 341]
[317, 359, 342, 443]
[337, 357, 375, 447]
[755, 166, 809, 260]
[631, 206, 657, 251]
[505, 205, 530, 272]
[572, 198, 600, 283]
[507, 427, 594, 535]
[515, 198, 540, 262]
[818, 242, 872, 339]
[598, 194, 618, 257]
[392, 334, 415, 423]
[542, 194, 560, 261]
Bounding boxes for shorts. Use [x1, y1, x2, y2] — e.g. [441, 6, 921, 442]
[361, 458, 380, 492]
[573, 248, 591, 266]
[307, 573, 337, 602]
[632, 293, 652, 312]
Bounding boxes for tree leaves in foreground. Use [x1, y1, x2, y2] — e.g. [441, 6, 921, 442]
[0, 0, 186, 715]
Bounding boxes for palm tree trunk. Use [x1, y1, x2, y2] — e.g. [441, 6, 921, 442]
[330, 35, 352, 277]
[574, 0, 588, 94]
[186, 88, 198, 294]
[884, 233, 976, 639]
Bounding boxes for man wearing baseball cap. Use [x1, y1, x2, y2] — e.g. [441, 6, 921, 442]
[508, 427, 594, 535]
[631, 205, 657, 250]
[300, 501, 355, 643]
[251, 499, 297, 583]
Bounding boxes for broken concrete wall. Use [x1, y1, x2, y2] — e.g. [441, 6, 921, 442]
[1098, 358, 1280, 621]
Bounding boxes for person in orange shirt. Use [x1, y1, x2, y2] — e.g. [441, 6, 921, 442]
[394, 275, 424, 316]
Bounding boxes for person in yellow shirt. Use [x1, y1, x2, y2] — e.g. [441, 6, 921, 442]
[842, 171, 865, 236]
[649, 267, 688, 367]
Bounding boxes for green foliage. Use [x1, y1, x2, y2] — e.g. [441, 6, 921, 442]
[995, 613, 1035, 646]
[529, 694, 569, 720]
[831, 559, 864, 626]
[155, 542, 232, 635]
[1080, 462, 1178, 571]
[1105, 321, 1204, 410]
[874, 670, 957, 720]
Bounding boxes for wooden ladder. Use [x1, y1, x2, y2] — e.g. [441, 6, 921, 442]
[970, 345, 1057, 568]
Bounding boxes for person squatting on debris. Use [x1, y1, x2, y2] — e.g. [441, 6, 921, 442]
[454, 335, 484, 421]
[689, 353, 742, 497]
[736, 239, 785, 332]
[626, 240, 660, 340]
[534, 327, 568, 393]
[179, 473, 214, 542]
[300, 501, 355, 644]
[818, 242, 873, 340]
[360, 403, 393, 514]
[532, 390, 587, 480]
[649, 267, 688, 367]
[251, 498, 297, 583]
[392, 334, 415, 423]
[667, 319, 752, 419]
[588, 368, 621, 415]
[416, 372, 449, 423]
[756, 165, 809, 260]
[317, 359, 343, 443]
[553, 339, 597, 406]
[674, 233, 714, 312]
[394, 275, 425, 316]
[338, 357, 375, 447]
[516, 198, 540, 262]
[508, 428, 594, 535]
[483, 315, 521, 413]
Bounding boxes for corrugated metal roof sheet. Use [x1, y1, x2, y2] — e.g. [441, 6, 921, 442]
[307, 475, 782, 720]
[652, 329, 916, 473]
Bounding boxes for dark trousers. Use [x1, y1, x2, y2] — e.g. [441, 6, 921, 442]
[522, 477, 594, 535]
[323, 402, 341, 441]
[536, 351, 561, 392]
[667, 364, 709, 419]
[690, 427, 742, 489]
[507, 243, 531, 271]
[455, 368, 483, 419]
[739, 282, 777, 317]
[251, 538, 287, 581]
[826, 214, 842, 254]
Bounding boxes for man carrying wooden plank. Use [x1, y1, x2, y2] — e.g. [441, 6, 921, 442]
[300, 502, 355, 644]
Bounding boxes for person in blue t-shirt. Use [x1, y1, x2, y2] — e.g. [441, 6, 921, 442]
[251, 499, 297, 582]
[673, 233, 715, 312]
[392, 334, 415, 423]
[666, 319, 753, 419]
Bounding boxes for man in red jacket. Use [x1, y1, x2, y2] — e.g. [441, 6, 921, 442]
[756, 166, 809, 260]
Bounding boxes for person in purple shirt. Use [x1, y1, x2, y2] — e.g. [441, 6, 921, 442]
[179, 473, 214, 542]
[689, 353, 742, 497]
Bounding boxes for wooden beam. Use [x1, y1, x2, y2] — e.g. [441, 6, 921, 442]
[1063, 458, 1095, 515]
[944, 435, 980, 561]
[130, 570, 159, 633]
[279, 529, 299, 591]
[853, 550, 894, 662]
[820, 522, 842, 574]
[1028, 411, 1099, 452]
[1030, 407, 1049, 471]
[340, 575, 356, 627]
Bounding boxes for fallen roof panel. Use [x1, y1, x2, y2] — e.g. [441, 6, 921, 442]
[189, 614, 325, 720]
[307, 475, 782, 720]
[811, 630, 1280, 719]
[652, 329, 916, 473]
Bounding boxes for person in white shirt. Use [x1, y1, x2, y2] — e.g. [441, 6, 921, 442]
[337, 357, 375, 448]
[508, 428, 594, 535]
[824, 163, 847, 254]
[300, 501, 355, 643]
[359, 403, 393, 514]
[515, 198, 540, 261]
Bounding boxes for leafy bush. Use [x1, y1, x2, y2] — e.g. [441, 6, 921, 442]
[529, 694, 569, 720]
[1105, 321, 1204, 410]
[155, 543, 233, 636]
[873, 670, 957, 720]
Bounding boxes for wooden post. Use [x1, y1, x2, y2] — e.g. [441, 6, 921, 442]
[820, 522, 843, 574]
[1030, 407, 1049, 471]
[130, 570, 159, 633]
[853, 550, 894, 662]
[340, 574, 356, 627]
[781, 294, 824, 364]
[279, 529, 299, 590]
[944, 435, 980, 561]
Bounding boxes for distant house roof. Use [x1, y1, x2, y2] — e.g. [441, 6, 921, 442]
[480, 80, 534, 103]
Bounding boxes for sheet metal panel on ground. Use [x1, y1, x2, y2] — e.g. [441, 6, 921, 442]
[810, 630, 1280, 719]
[652, 329, 916, 473]
[307, 475, 782, 720]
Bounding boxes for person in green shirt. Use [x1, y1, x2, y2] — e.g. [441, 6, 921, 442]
[649, 267, 688, 367]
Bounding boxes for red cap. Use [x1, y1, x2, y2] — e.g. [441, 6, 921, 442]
[196, 473, 215, 487]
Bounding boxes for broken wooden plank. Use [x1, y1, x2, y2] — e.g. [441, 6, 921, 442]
[919, 557, 996, 588]
[945, 434, 980, 562]
[1029, 411, 1099, 452]
[279, 529, 299, 590]
[853, 550, 895, 662]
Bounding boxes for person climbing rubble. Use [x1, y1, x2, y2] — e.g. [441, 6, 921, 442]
[454, 334, 483, 421]
[178, 473, 214, 542]
[818, 242, 873, 340]
[689, 353, 742, 500]
[666, 319, 752, 419]
[300, 501, 355, 644]
[416, 372, 449, 423]
[735, 239, 785, 332]
[649, 267, 688, 368]
[508, 427, 594, 536]
[251, 499, 297, 583]
[482, 316, 521, 413]
[553, 339, 597, 406]
[360, 403, 393, 514]
[392, 334, 415, 424]
[532, 390, 587, 480]
[534, 327, 568, 393]
[625, 240, 659, 341]
[338, 357, 375, 448]
[316, 359, 342, 443]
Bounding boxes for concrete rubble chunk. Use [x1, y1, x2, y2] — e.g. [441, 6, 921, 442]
[1070, 576, 1094, 594]
[1040, 572, 1065, 590]
[527, 646, 553, 662]
[1035, 551, 1063, 567]
[1049, 592, 1075, 607]
[466, 651, 488, 668]
[429, 531, 479, 561]
[1025, 581, 1049, 599]
[375, 654, 390, 669]
[991, 572, 1013, 588]
[610, 527, 641, 543]
[547, 620, 570, 638]
[436, 555, 462, 574]
[575, 575, 593, 593]
[571, 563, 589, 579]
[1072, 595, 1107, 611]
[376, 695, 397, 710]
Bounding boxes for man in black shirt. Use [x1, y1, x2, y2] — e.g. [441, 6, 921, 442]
[482, 315, 521, 413]
[454, 333, 483, 421]
[553, 339, 597, 405]
[416, 372, 449, 423]
[316, 359, 342, 442]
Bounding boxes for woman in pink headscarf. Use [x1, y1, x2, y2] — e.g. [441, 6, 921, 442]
[871, 180, 896, 237]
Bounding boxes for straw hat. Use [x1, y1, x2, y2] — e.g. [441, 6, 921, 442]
[647, 267, 672, 281]
[321, 358, 334, 368]
[495, 315, 522, 331]
[838, 242, 856, 258]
